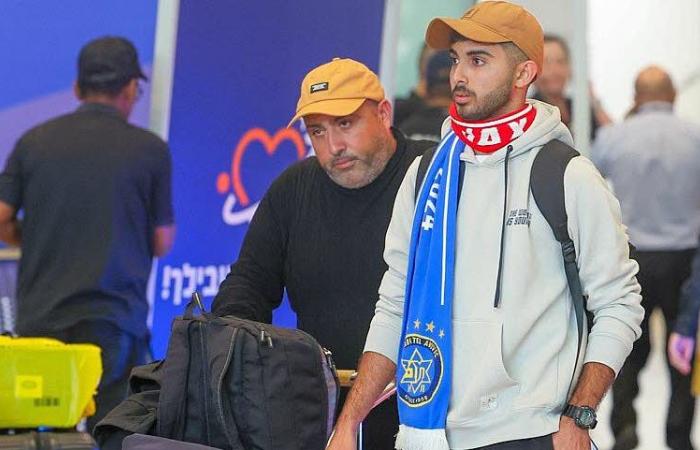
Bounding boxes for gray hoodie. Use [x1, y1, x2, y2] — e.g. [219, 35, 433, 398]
[364, 100, 644, 449]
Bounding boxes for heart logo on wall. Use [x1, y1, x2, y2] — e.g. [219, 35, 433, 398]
[217, 128, 307, 225]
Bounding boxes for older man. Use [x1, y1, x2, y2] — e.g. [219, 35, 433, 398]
[212, 57, 433, 449]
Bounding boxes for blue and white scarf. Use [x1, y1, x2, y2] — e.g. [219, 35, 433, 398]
[395, 131, 465, 450]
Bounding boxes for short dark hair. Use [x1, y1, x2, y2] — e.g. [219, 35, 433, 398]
[543, 34, 570, 61]
[77, 77, 132, 98]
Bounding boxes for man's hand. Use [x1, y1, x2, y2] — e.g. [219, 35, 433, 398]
[552, 416, 590, 450]
[668, 332, 695, 375]
[325, 424, 357, 450]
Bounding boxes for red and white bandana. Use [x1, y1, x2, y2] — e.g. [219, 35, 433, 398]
[449, 103, 537, 154]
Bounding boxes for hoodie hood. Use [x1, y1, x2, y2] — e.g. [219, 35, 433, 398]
[440, 99, 573, 165]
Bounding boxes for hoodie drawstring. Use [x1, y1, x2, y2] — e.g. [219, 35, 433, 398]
[493, 145, 513, 308]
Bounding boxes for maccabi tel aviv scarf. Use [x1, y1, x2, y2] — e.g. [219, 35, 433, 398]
[395, 103, 536, 450]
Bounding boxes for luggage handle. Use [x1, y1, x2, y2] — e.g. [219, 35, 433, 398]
[184, 292, 229, 327]
[184, 292, 206, 318]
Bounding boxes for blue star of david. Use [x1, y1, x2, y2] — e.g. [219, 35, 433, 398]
[400, 348, 433, 395]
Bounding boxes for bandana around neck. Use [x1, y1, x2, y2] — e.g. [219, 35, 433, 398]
[449, 103, 537, 154]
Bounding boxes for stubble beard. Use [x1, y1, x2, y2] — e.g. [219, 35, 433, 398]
[455, 76, 514, 121]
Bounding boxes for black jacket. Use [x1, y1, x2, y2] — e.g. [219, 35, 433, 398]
[211, 129, 433, 369]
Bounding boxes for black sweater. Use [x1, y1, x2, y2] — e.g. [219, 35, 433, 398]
[212, 130, 433, 369]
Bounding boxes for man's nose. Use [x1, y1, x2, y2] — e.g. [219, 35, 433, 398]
[451, 64, 468, 90]
[327, 128, 346, 155]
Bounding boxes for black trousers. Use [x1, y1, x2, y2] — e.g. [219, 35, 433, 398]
[42, 320, 149, 434]
[611, 249, 696, 450]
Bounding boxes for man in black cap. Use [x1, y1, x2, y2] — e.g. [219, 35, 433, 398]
[0, 36, 175, 431]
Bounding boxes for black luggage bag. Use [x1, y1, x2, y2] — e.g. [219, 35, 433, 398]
[96, 295, 339, 450]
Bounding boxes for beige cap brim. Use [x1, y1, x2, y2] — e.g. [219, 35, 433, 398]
[287, 98, 366, 127]
[425, 17, 510, 50]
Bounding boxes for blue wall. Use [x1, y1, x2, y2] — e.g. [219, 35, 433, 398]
[151, 0, 387, 357]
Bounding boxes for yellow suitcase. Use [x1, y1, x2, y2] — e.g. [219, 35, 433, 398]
[0, 336, 102, 428]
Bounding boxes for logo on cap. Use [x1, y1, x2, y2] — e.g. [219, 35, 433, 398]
[310, 82, 329, 94]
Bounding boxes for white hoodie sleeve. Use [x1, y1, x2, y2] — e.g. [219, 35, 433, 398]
[565, 156, 644, 375]
[362, 157, 420, 363]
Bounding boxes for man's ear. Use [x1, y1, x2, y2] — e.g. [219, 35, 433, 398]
[514, 60, 538, 89]
[123, 78, 139, 102]
[377, 98, 393, 127]
[73, 81, 83, 100]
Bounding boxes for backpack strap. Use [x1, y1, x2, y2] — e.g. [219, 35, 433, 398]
[414, 143, 465, 202]
[415, 146, 436, 200]
[530, 139, 585, 394]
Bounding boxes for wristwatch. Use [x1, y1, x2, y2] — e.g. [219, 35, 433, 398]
[563, 404, 598, 429]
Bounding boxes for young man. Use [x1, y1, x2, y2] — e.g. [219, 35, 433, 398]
[327, 2, 643, 450]
[0, 36, 175, 431]
[211, 58, 433, 449]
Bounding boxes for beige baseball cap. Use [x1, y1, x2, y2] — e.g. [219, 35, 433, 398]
[288, 58, 385, 126]
[425, 1, 544, 74]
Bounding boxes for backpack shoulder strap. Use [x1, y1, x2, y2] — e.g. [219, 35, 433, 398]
[414, 143, 465, 201]
[530, 139, 580, 244]
[530, 139, 586, 391]
[415, 145, 437, 200]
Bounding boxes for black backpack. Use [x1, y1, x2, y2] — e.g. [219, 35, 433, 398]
[415, 140, 587, 368]
[96, 296, 339, 450]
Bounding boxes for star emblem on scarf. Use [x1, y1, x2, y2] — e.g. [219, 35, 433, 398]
[400, 348, 433, 394]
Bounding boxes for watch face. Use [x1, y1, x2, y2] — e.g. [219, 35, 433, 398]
[576, 407, 597, 428]
[579, 409, 594, 424]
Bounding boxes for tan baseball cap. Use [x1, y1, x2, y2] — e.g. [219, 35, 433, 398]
[425, 1, 543, 74]
[288, 58, 385, 126]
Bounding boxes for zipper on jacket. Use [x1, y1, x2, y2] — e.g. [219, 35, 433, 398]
[493, 145, 514, 308]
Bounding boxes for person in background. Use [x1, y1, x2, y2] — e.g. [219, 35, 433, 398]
[532, 34, 611, 139]
[0, 36, 175, 432]
[399, 50, 453, 143]
[394, 43, 437, 127]
[592, 65, 700, 450]
[669, 247, 700, 376]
